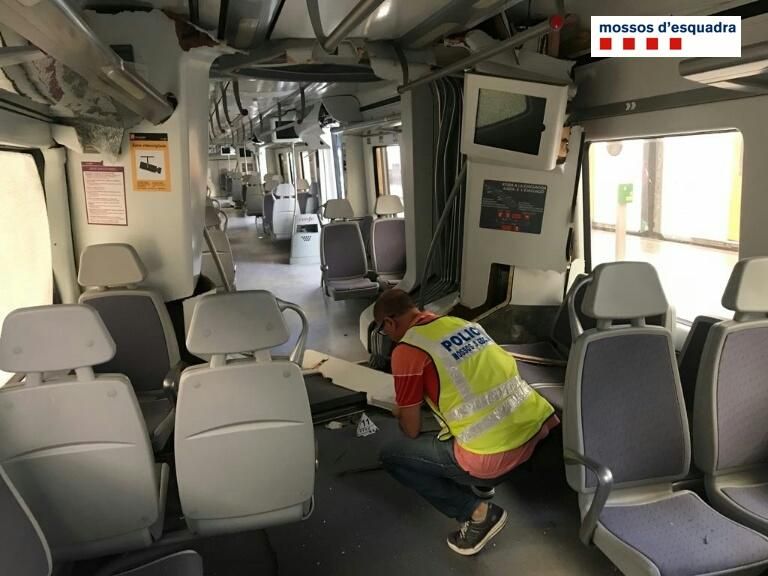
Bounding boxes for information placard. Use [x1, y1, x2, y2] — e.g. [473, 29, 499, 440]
[130, 132, 171, 192]
[82, 162, 127, 226]
[479, 179, 547, 234]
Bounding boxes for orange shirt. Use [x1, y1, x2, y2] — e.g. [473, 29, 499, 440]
[392, 312, 559, 479]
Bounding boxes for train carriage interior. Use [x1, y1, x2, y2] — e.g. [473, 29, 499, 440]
[3, 0, 768, 574]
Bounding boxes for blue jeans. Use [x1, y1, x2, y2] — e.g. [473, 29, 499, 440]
[380, 435, 481, 522]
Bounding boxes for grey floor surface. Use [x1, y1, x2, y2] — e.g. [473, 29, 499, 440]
[226, 211, 371, 362]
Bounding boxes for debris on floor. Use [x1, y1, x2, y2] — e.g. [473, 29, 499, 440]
[356, 413, 379, 437]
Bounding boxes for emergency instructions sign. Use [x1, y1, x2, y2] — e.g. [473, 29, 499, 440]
[130, 132, 171, 192]
[592, 16, 741, 57]
[479, 180, 547, 235]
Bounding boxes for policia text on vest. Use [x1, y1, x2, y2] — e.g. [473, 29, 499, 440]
[440, 325, 491, 361]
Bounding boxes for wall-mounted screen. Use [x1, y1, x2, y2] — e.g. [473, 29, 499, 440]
[462, 73, 568, 171]
[474, 90, 547, 155]
[272, 120, 300, 143]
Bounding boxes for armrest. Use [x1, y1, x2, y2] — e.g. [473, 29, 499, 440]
[563, 448, 613, 546]
[163, 361, 187, 406]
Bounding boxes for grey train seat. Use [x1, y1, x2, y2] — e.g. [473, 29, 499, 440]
[694, 257, 768, 535]
[563, 261, 768, 576]
[0, 464, 201, 576]
[202, 204, 236, 290]
[370, 194, 406, 289]
[244, 173, 265, 217]
[175, 291, 315, 536]
[272, 183, 297, 240]
[320, 199, 378, 301]
[78, 243, 181, 452]
[296, 177, 313, 214]
[0, 305, 168, 562]
[262, 174, 282, 236]
[677, 314, 721, 423]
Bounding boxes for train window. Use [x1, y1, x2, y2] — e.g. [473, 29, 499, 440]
[587, 131, 743, 321]
[0, 151, 52, 384]
[373, 145, 403, 198]
[299, 150, 318, 184]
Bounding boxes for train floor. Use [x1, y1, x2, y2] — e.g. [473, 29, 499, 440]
[225, 210, 371, 362]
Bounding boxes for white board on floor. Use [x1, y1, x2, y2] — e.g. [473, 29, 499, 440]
[303, 349, 396, 411]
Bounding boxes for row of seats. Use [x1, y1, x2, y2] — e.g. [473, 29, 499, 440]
[320, 196, 406, 301]
[560, 259, 768, 575]
[0, 245, 316, 563]
[262, 176, 319, 241]
[1, 464, 203, 576]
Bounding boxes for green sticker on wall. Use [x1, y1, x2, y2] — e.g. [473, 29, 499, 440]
[618, 183, 634, 205]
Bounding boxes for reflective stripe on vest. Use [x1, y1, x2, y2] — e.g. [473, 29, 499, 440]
[400, 316, 554, 454]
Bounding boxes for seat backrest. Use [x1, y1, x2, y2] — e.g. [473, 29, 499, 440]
[0, 305, 160, 560]
[321, 222, 368, 281]
[175, 291, 315, 536]
[564, 262, 689, 494]
[263, 192, 275, 228]
[354, 215, 374, 256]
[678, 315, 721, 422]
[694, 257, 768, 476]
[0, 465, 51, 576]
[78, 244, 179, 393]
[297, 192, 310, 213]
[371, 218, 405, 276]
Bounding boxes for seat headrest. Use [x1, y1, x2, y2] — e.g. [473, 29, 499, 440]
[186, 291, 290, 355]
[274, 183, 296, 198]
[375, 194, 404, 216]
[205, 205, 221, 228]
[582, 262, 668, 321]
[264, 180, 278, 192]
[0, 304, 115, 373]
[296, 178, 310, 192]
[324, 199, 354, 219]
[722, 257, 768, 314]
[78, 243, 147, 288]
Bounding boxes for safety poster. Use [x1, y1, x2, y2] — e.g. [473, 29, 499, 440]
[479, 179, 547, 234]
[130, 132, 171, 192]
[82, 162, 127, 226]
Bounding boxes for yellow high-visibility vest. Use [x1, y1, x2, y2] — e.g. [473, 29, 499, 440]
[400, 316, 554, 455]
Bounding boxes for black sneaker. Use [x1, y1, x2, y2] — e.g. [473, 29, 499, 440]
[447, 503, 508, 556]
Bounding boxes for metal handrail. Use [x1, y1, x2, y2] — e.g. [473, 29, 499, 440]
[563, 449, 614, 546]
[398, 15, 565, 94]
[277, 299, 309, 366]
[203, 227, 233, 292]
[307, 0, 386, 54]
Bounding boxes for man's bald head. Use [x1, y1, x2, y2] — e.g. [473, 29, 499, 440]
[373, 289, 418, 323]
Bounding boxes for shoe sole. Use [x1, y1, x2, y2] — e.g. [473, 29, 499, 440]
[446, 509, 508, 556]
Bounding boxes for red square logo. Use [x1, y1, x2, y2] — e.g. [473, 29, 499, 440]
[646, 37, 659, 50]
[670, 37, 682, 50]
[599, 37, 612, 50]
[623, 37, 635, 50]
